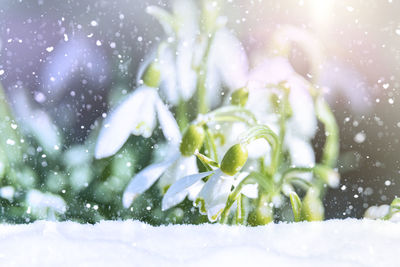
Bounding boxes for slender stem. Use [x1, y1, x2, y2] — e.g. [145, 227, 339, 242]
[205, 128, 218, 162]
[316, 97, 339, 168]
[220, 176, 249, 224]
[176, 99, 188, 132]
[236, 194, 245, 224]
[196, 34, 215, 114]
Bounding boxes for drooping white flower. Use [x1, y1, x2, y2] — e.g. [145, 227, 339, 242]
[122, 150, 199, 209]
[162, 167, 258, 222]
[11, 86, 62, 156]
[162, 168, 232, 221]
[206, 28, 249, 108]
[143, 0, 199, 106]
[95, 86, 180, 159]
[163, 143, 252, 222]
[247, 57, 317, 168]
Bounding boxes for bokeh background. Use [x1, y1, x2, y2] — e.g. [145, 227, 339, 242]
[0, 0, 399, 218]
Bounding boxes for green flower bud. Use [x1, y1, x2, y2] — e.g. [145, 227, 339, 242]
[220, 144, 248, 176]
[142, 62, 161, 88]
[179, 125, 205, 157]
[301, 188, 324, 221]
[231, 87, 249, 107]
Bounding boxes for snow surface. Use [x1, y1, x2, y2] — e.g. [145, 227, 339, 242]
[0, 219, 398, 267]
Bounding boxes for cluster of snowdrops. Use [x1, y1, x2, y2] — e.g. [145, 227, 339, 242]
[0, 0, 398, 224]
[94, 0, 341, 225]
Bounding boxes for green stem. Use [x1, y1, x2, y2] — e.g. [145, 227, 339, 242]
[176, 99, 188, 132]
[236, 194, 245, 224]
[241, 125, 280, 176]
[315, 97, 339, 167]
[196, 34, 215, 115]
[204, 128, 218, 162]
[220, 176, 249, 224]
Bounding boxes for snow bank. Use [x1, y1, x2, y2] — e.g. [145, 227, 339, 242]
[0, 219, 398, 267]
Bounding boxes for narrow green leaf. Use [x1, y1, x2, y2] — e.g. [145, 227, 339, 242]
[289, 192, 302, 222]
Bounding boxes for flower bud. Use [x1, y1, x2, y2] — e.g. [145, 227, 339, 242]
[220, 144, 248, 176]
[230, 87, 249, 107]
[301, 188, 324, 221]
[179, 125, 205, 156]
[142, 62, 161, 88]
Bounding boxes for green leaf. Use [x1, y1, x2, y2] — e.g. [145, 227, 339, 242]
[390, 197, 400, 213]
[301, 188, 324, 221]
[195, 152, 219, 169]
[289, 192, 302, 222]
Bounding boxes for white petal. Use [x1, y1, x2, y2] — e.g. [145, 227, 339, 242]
[11, 88, 61, 155]
[245, 87, 279, 130]
[285, 134, 315, 178]
[248, 57, 294, 88]
[162, 171, 213, 211]
[95, 86, 157, 159]
[287, 76, 317, 139]
[173, 0, 198, 39]
[235, 172, 258, 199]
[122, 155, 179, 208]
[146, 6, 175, 37]
[176, 42, 197, 101]
[212, 29, 249, 90]
[131, 89, 158, 138]
[205, 56, 222, 108]
[187, 180, 205, 201]
[155, 98, 181, 144]
[247, 138, 271, 159]
[158, 155, 198, 192]
[159, 45, 179, 105]
[197, 169, 234, 222]
[241, 184, 259, 199]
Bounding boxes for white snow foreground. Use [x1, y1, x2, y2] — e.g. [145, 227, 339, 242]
[0, 219, 398, 267]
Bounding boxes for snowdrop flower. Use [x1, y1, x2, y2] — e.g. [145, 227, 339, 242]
[247, 57, 317, 169]
[95, 63, 181, 159]
[143, 0, 199, 106]
[145, 0, 249, 110]
[163, 143, 249, 222]
[206, 28, 249, 108]
[11, 86, 62, 156]
[122, 125, 206, 208]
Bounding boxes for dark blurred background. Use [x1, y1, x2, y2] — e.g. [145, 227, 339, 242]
[0, 0, 399, 218]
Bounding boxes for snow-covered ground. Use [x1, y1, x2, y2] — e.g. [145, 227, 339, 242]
[0, 219, 398, 267]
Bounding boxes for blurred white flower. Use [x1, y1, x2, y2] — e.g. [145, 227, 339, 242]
[319, 59, 370, 112]
[247, 57, 317, 169]
[26, 189, 66, 220]
[206, 28, 249, 108]
[11, 86, 62, 155]
[143, 0, 199, 106]
[95, 86, 180, 159]
[162, 169, 232, 221]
